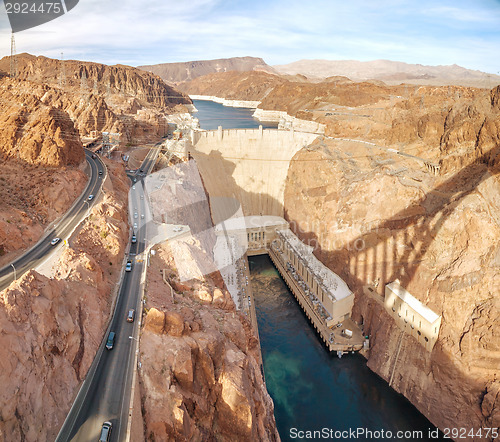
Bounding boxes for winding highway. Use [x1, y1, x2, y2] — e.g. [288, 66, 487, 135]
[56, 150, 155, 442]
[0, 149, 106, 291]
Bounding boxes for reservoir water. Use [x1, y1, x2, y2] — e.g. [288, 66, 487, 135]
[192, 99, 278, 130]
[193, 101, 444, 441]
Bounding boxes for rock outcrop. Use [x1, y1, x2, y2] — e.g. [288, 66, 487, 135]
[138, 242, 280, 442]
[0, 53, 191, 110]
[0, 78, 85, 167]
[0, 158, 129, 441]
[0, 53, 193, 145]
[283, 130, 500, 439]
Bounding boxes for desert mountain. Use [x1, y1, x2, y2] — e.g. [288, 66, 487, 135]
[0, 53, 190, 110]
[138, 56, 277, 84]
[274, 59, 500, 88]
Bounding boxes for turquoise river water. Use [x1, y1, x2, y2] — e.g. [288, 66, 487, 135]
[193, 99, 445, 442]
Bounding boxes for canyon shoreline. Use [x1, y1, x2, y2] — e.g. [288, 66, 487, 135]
[190, 95, 326, 134]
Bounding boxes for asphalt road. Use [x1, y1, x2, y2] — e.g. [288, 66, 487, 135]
[133, 144, 160, 179]
[0, 150, 105, 291]
[56, 152, 154, 442]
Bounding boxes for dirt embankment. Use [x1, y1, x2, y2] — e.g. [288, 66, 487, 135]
[138, 241, 280, 441]
[0, 159, 129, 441]
[0, 162, 87, 267]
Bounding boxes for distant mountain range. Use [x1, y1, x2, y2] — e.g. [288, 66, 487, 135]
[138, 56, 277, 84]
[273, 59, 500, 87]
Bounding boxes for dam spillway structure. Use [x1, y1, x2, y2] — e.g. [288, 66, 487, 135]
[189, 126, 367, 354]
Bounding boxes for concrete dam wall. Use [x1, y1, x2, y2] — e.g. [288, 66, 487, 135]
[190, 128, 319, 224]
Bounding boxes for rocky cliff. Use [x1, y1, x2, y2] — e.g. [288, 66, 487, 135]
[0, 77, 85, 167]
[138, 243, 279, 441]
[139, 56, 277, 85]
[283, 89, 500, 440]
[0, 159, 129, 441]
[0, 53, 193, 145]
[0, 76, 93, 265]
[1, 53, 191, 110]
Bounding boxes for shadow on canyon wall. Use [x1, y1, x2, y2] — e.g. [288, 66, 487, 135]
[190, 138, 499, 431]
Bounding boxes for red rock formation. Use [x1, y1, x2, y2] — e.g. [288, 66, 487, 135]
[0, 53, 191, 110]
[0, 78, 85, 166]
[138, 243, 279, 441]
[284, 136, 500, 440]
[0, 54, 194, 146]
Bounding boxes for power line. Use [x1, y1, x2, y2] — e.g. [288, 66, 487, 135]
[59, 52, 66, 87]
[80, 69, 87, 91]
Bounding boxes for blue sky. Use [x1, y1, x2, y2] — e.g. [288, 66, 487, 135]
[0, 0, 499, 73]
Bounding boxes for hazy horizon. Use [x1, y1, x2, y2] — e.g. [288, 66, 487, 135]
[0, 0, 499, 74]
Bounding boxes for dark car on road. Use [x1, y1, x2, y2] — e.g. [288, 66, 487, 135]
[105, 332, 115, 350]
[99, 421, 112, 441]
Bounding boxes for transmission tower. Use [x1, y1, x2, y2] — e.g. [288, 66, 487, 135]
[59, 52, 66, 87]
[80, 69, 87, 90]
[10, 32, 18, 79]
